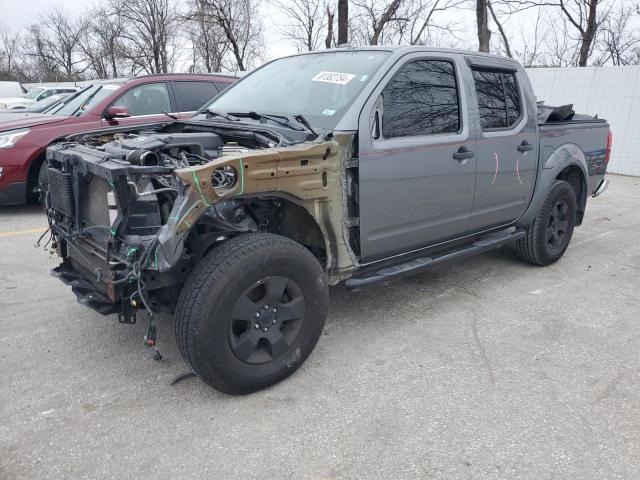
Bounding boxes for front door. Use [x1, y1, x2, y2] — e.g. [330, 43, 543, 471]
[358, 55, 477, 262]
[102, 82, 174, 128]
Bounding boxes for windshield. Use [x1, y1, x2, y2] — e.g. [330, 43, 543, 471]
[25, 87, 45, 99]
[206, 51, 391, 130]
[49, 84, 121, 117]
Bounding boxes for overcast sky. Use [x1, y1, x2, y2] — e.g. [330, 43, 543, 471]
[8, 0, 631, 70]
[2, 0, 301, 64]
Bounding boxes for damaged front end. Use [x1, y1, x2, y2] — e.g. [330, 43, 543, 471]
[45, 122, 358, 323]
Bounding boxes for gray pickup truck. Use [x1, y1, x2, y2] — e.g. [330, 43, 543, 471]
[44, 47, 610, 394]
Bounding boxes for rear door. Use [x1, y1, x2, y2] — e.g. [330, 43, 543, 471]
[358, 54, 477, 261]
[468, 65, 538, 229]
[171, 80, 220, 118]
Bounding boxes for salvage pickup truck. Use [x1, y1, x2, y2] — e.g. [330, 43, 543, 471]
[44, 47, 611, 394]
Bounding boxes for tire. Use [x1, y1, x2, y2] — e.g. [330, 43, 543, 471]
[37, 160, 48, 200]
[175, 233, 329, 395]
[515, 180, 577, 266]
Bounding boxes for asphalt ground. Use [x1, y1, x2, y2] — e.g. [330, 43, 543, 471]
[1, 174, 639, 480]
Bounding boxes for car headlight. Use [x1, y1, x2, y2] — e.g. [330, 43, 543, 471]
[0, 128, 30, 148]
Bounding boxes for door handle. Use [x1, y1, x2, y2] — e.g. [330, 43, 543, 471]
[453, 146, 475, 161]
[518, 141, 534, 152]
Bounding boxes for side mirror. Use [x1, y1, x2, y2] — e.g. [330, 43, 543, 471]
[105, 105, 130, 119]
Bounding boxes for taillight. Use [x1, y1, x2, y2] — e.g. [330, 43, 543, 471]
[605, 130, 613, 165]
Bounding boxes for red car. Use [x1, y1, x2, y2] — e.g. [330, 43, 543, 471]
[0, 73, 235, 205]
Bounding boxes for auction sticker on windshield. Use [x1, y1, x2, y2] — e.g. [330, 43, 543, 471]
[312, 72, 356, 85]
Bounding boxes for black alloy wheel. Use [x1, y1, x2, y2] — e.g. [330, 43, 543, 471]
[229, 276, 306, 364]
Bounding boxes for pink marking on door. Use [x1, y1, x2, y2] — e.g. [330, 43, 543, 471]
[491, 153, 499, 184]
[516, 158, 524, 185]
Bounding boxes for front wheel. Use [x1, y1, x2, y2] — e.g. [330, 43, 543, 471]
[515, 179, 577, 266]
[36, 160, 48, 202]
[175, 233, 329, 394]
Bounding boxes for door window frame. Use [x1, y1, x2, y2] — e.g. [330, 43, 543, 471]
[358, 52, 472, 155]
[466, 61, 529, 139]
[377, 58, 463, 140]
[104, 81, 174, 118]
[170, 80, 220, 113]
[471, 67, 524, 133]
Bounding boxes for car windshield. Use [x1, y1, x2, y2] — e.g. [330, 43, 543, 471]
[49, 84, 122, 117]
[206, 50, 391, 130]
[25, 87, 45, 99]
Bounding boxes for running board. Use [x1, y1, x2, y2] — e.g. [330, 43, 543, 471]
[345, 229, 525, 291]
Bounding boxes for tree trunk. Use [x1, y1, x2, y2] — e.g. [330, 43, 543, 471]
[487, 0, 512, 57]
[578, 0, 598, 67]
[370, 0, 402, 46]
[337, 0, 348, 45]
[476, 0, 491, 53]
[325, 6, 334, 48]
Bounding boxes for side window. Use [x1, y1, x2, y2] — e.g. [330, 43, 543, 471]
[503, 73, 521, 126]
[112, 83, 171, 116]
[173, 81, 219, 111]
[382, 60, 460, 138]
[472, 68, 521, 130]
[40, 90, 52, 100]
[215, 81, 232, 92]
[381, 60, 460, 138]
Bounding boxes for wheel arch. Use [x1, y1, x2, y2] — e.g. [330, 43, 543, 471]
[197, 194, 330, 272]
[26, 150, 47, 199]
[517, 143, 588, 228]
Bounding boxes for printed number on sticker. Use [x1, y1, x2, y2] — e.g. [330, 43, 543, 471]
[312, 72, 356, 85]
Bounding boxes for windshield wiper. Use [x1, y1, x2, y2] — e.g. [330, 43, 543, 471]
[231, 111, 306, 132]
[205, 108, 239, 121]
[162, 111, 178, 120]
[293, 114, 317, 137]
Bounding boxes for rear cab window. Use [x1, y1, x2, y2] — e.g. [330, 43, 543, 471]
[471, 68, 522, 130]
[172, 81, 219, 112]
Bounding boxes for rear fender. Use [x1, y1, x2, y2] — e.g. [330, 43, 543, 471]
[516, 143, 588, 227]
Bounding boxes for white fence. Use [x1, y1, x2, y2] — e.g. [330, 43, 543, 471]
[526, 66, 640, 176]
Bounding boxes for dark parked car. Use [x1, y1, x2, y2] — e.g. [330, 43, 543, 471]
[0, 73, 235, 204]
[45, 47, 610, 394]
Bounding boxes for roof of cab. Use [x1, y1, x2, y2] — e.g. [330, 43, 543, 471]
[288, 45, 521, 65]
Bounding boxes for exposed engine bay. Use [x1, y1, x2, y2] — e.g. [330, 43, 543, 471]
[44, 121, 359, 324]
[79, 129, 273, 226]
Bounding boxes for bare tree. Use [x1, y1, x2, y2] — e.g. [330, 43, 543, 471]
[496, 0, 616, 66]
[476, 0, 491, 52]
[0, 27, 20, 80]
[487, 0, 512, 57]
[110, 0, 180, 74]
[196, 0, 264, 72]
[79, 7, 125, 78]
[271, 0, 326, 51]
[187, 0, 230, 72]
[351, 0, 403, 45]
[399, 0, 466, 46]
[337, 0, 349, 44]
[325, 5, 335, 48]
[22, 7, 87, 80]
[348, 0, 463, 47]
[515, 5, 548, 66]
[595, 3, 640, 66]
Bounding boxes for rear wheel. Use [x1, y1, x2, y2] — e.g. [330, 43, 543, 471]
[175, 233, 329, 394]
[515, 180, 577, 266]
